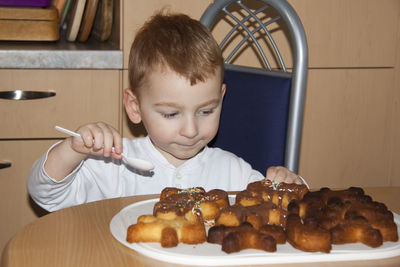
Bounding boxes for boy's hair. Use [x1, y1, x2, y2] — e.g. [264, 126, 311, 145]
[128, 12, 224, 94]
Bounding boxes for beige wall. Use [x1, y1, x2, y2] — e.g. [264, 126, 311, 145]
[290, 0, 400, 188]
[122, 0, 400, 189]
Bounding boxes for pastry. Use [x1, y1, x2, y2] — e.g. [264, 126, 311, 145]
[207, 222, 277, 253]
[287, 187, 398, 252]
[238, 179, 308, 209]
[127, 187, 229, 248]
[126, 214, 206, 247]
[154, 187, 229, 223]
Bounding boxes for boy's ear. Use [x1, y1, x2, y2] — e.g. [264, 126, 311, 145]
[221, 83, 226, 98]
[123, 89, 142, 124]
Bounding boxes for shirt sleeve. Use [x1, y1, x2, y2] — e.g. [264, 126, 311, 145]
[26, 141, 85, 212]
[226, 152, 265, 190]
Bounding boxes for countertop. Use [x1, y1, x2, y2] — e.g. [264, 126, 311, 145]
[0, 37, 123, 69]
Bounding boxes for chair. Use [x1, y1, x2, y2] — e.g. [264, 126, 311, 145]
[200, 0, 308, 174]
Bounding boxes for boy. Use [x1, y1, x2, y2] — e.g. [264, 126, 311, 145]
[27, 12, 306, 212]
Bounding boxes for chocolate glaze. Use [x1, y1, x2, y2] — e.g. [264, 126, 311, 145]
[287, 186, 399, 251]
[235, 180, 308, 211]
[207, 222, 277, 253]
[246, 179, 308, 199]
[154, 187, 229, 219]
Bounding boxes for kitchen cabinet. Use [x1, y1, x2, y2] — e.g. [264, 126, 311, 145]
[0, 69, 121, 254]
[0, 140, 54, 254]
[0, 70, 121, 138]
[122, 0, 212, 70]
[0, 0, 122, 254]
[0, 0, 123, 254]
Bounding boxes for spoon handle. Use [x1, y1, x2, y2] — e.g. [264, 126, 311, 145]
[55, 125, 116, 152]
[55, 126, 82, 138]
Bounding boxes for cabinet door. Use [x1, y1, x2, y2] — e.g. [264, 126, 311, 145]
[0, 70, 121, 139]
[122, 0, 212, 69]
[0, 140, 56, 253]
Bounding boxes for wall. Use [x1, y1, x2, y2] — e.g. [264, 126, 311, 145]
[121, 0, 400, 189]
[290, 0, 400, 188]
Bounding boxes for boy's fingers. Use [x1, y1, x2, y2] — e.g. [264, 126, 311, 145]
[265, 166, 276, 178]
[77, 127, 94, 148]
[87, 124, 104, 151]
[72, 123, 122, 158]
[97, 123, 115, 156]
[110, 127, 123, 155]
[266, 166, 284, 181]
[266, 166, 302, 184]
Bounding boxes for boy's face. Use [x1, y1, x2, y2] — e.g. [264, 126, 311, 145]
[125, 66, 225, 167]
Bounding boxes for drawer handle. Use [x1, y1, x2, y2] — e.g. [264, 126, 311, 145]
[0, 90, 56, 100]
[0, 162, 12, 169]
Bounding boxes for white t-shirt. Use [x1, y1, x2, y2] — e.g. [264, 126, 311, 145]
[27, 136, 264, 212]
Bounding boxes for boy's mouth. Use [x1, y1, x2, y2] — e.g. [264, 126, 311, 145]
[174, 140, 202, 149]
[177, 143, 198, 148]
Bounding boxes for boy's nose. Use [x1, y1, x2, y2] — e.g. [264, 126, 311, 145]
[180, 116, 198, 139]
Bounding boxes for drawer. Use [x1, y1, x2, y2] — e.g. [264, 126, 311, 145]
[0, 69, 121, 139]
[0, 139, 55, 253]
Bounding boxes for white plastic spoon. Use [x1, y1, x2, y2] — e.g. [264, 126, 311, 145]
[55, 126, 154, 172]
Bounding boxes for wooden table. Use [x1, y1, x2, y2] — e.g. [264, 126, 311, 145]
[2, 187, 400, 267]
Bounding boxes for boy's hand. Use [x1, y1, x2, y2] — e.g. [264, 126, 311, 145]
[266, 166, 303, 185]
[71, 122, 123, 159]
[45, 122, 123, 181]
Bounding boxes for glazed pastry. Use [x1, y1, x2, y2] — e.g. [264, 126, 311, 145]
[286, 214, 332, 253]
[259, 224, 287, 244]
[127, 184, 398, 252]
[127, 187, 229, 248]
[207, 222, 277, 253]
[240, 179, 309, 210]
[154, 187, 229, 222]
[216, 202, 288, 228]
[287, 187, 398, 252]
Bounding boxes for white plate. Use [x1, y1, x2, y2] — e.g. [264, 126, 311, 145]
[110, 198, 400, 266]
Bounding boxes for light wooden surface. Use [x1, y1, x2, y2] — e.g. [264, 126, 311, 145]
[0, 7, 58, 20]
[0, 69, 120, 139]
[121, 0, 400, 189]
[300, 68, 397, 188]
[0, 7, 59, 41]
[290, 0, 398, 68]
[0, 140, 54, 254]
[0, 69, 121, 254]
[122, 0, 399, 69]
[122, 0, 212, 69]
[0, 1, 122, 262]
[392, 9, 400, 186]
[2, 187, 399, 267]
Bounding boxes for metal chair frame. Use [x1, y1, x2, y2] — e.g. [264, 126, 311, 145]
[201, 0, 308, 173]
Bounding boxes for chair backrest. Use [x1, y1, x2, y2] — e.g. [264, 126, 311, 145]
[201, 0, 308, 174]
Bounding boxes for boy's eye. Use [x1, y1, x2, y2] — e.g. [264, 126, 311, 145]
[199, 108, 215, 116]
[161, 112, 178, 118]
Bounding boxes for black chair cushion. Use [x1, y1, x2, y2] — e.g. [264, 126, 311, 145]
[210, 67, 291, 175]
